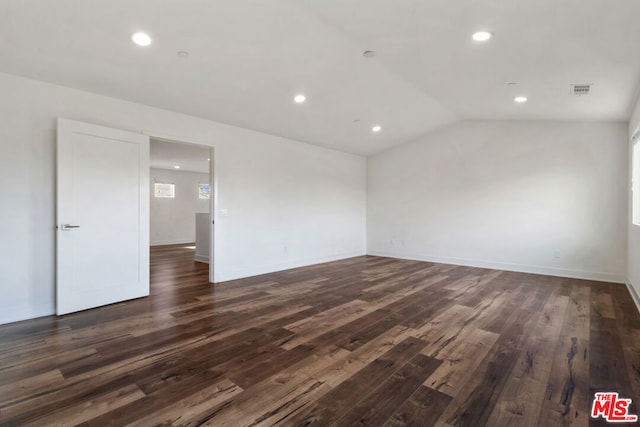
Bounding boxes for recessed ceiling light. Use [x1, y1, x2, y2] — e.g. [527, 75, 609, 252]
[174, 165, 181, 169]
[372, 125, 382, 133]
[177, 51, 189, 58]
[363, 50, 377, 58]
[131, 32, 152, 47]
[294, 94, 306, 104]
[472, 31, 492, 42]
[514, 96, 528, 103]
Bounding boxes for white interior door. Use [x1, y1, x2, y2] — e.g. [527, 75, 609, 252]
[56, 118, 149, 315]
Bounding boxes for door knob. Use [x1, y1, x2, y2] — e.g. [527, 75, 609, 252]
[60, 224, 80, 231]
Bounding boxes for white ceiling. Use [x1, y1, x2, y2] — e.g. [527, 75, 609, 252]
[150, 139, 210, 174]
[1, 0, 640, 156]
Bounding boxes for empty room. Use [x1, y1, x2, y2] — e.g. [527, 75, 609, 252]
[1, 1, 640, 426]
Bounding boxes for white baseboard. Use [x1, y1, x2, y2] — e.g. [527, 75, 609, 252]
[367, 250, 626, 284]
[626, 281, 640, 315]
[194, 254, 209, 264]
[218, 250, 366, 283]
[0, 304, 55, 326]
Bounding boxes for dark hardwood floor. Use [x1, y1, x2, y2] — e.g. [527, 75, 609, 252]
[1, 244, 639, 426]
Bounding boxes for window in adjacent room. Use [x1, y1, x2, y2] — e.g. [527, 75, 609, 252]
[633, 129, 640, 225]
[154, 182, 175, 198]
[198, 183, 210, 199]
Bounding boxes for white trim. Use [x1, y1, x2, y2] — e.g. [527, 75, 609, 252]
[209, 147, 216, 284]
[626, 281, 640, 315]
[194, 254, 210, 264]
[367, 250, 626, 283]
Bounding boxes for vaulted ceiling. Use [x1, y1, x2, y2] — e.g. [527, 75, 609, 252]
[1, 0, 640, 155]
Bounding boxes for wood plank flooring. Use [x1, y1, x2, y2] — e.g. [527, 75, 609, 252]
[1, 244, 639, 426]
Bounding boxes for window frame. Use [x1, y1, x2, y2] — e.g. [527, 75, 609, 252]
[198, 183, 211, 200]
[154, 182, 175, 199]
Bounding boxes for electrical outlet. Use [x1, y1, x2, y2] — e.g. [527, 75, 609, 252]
[553, 249, 561, 259]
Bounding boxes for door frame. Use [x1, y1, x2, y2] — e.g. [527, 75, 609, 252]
[146, 133, 217, 284]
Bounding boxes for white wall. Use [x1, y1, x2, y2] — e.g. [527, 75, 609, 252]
[195, 213, 210, 263]
[0, 71, 367, 325]
[150, 168, 209, 246]
[368, 120, 628, 282]
[628, 94, 640, 302]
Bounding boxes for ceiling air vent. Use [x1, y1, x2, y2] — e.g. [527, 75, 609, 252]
[571, 84, 591, 96]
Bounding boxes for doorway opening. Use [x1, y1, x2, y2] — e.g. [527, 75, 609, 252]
[149, 137, 215, 285]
